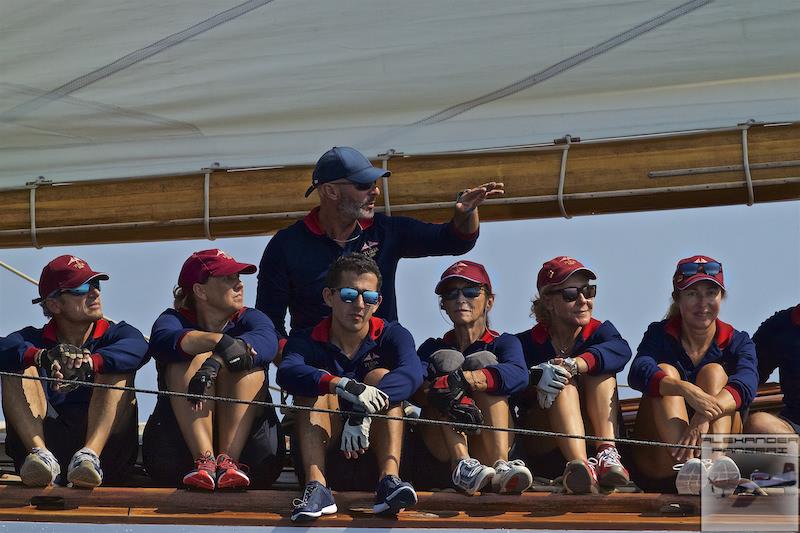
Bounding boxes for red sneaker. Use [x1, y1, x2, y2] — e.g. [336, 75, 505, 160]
[562, 459, 599, 494]
[183, 451, 216, 491]
[594, 446, 630, 488]
[216, 453, 250, 489]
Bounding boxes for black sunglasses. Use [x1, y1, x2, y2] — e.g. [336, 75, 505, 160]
[333, 180, 377, 191]
[552, 284, 596, 302]
[441, 286, 483, 301]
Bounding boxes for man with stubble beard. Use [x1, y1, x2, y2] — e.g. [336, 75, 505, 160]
[257, 146, 502, 354]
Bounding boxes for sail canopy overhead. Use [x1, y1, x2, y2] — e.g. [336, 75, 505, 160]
[2, 0, 799, 187]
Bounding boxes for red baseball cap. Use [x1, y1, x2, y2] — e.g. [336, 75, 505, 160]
[178, 249, 256, 290]
[537, 256, 596, 292]
[435, 260, 492, 294]
[673, 255, 725, 291]
[33, 255, 109, 304]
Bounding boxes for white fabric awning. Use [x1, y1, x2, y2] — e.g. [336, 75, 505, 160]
[1, 0, 799, 187]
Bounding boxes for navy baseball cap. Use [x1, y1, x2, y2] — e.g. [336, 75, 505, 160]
[304, 147, 390, 197]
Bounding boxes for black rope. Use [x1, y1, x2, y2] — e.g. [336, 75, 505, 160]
[1, 370, 793, 458]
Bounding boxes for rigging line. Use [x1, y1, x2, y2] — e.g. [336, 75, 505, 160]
[414, 0, 713, 126]
[1, 370, 792, 458]
[0, 0, 277, 122]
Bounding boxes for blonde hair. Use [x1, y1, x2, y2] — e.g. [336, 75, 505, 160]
[530, 293, 552, 325]
[173, 285, 196, 311]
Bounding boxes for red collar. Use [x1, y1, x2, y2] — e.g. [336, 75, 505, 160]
[791, 305, 800, 327]
[442, 328, 499, 347]
[177, 307, 246, 328]
[302, 206, 374, 236]
[530, 318, 601, 345]
[311, 316, 385, 344]
[42, 318, 110, 344]
[664, 315, 734, 350]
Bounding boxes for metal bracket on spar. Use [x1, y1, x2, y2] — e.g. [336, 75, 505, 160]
[554, 135, 580, 219]
[377, 149, 403, 216]
[738, 119, 759, 207]
[202, 162, 221, 241]
[25, 176, 52, 249]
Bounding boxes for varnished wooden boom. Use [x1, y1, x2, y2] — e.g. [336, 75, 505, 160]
[1, 123, 798, 248]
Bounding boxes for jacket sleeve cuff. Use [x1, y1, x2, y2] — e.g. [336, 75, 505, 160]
[577, 352, 598, 374]
[481, 368, 499, 393]
[647, 370, 667, 397]
[724, 384, 742, 410]
[317, 373, 335, 395]
[90, 353, 105, 374]
[278, 337, 288, 354]
[23, 346, 40, 368]
[448, 221, 479, 241]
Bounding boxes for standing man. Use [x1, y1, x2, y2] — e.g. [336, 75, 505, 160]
[0, 255, 149, 488]
[257, 146, 502, 346]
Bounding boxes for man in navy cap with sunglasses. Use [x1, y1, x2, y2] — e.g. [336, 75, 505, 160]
[277, 253, 423, 521]
[257, 146, 502, 352]
[0, 255, 149, 488]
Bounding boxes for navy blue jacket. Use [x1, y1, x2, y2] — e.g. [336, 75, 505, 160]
[752, 305, 800, 424]
[0, 319, 149, 407]
[628, 316, 758, 410]
[149, 307, 278, 370]
[256, 208, 478, 338]
[516, 318, 632, 375]
[277, 317, 423, 403]
[417, 329, 528, 396]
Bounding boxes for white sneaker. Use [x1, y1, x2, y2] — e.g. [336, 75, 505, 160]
[491, 459, 533, 494]
[20, 447, 61, 487]
[67, 447, 103, 488]
[707, 456, 741, 496]
[674, 458, 712, 495]
[452, 458, 495, 495]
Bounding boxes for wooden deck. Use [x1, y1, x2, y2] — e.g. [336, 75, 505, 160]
[0, 482, 701, 530]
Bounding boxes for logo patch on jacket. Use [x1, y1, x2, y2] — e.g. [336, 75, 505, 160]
[362, 351, 381, 371]
[361, 240, 380, 259]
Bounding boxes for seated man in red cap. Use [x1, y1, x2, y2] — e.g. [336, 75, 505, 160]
[0, 255, 149, 488]
[277, 253, 423, 521]
[143, 249, 283, 491]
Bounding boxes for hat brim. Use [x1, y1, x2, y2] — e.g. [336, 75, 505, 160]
[212, 262, 257, 278]
[32, 272, 109, 304]
[675, 274, 725, 291]
[435, 274, 488, 295]
[538, 267, 596, 291]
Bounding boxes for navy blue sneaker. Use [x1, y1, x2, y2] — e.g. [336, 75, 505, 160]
[291, 481, 337, 522]
[373, 475, 417, 515]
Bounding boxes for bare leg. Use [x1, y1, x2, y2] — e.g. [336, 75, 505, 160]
[547, 382, 587, 461]
[649, 364, 690, 445]
[215, 368, 267, 460]
[84, 373, 136, 454]
[470, 392, 511, 465]
[744, 412, 795, 434]
[363, 369, 402, 478]
[1, 368, 48, 451]
[419, 409, 469, 467]
[583, 374, 619, 447]
[165, 355, 214, 458]
[695, 363, 734, 435]
[295, 394, 341, 485]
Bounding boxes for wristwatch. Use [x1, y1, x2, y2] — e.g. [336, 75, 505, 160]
[562, 357, 579, 377]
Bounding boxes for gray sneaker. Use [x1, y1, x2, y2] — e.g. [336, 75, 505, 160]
[452, 457, 495, 495]
[67, 447, 103, 488]
[20, 447, 61, 487]
[491, 459, 533, 494]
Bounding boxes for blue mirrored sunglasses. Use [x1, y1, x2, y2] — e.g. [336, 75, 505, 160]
[678, 261, 722, 277]
[53, 279, 101, 298]
[334, 287, 380, 305]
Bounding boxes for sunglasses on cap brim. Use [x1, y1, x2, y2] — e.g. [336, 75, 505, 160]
[550, 284, 596, 302]
[334, 287, 380, 305]
[440, 286, 484, 301]
[677, 261, 722, 277]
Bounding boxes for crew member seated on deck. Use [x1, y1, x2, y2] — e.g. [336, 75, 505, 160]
[627, 255, 758, 494]
[277, 253, 423, 522]
[411, 260, 532, 495]
[512, 256, 632, 494]
[142, 249, 283, 491]
[0, 255, 149, 488]
[257, 145, 503, 353]
[744, 304, 800, 436]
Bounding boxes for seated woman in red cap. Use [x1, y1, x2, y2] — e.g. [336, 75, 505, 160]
[512, 256, 632, 494]
[411, 260, 532, 495]
[627, 255, 758, 494]
[142, 249, 283, 491]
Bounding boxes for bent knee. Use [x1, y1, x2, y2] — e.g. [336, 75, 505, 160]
[429, 349, 465, 375]
[697, 362, 727, 380]
[744, 411, 784, 434]
[657, 363, 681, 378]
[363, 367, 390, 386]
[462, 351, 498, 371]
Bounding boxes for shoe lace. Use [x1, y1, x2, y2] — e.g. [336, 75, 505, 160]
[32, 447, 58, 469]
[597, 446, 623, 467]
[195, 451, 215, 470]
[293, 484, 316, 507]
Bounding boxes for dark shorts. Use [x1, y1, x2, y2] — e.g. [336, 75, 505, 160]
[141, 398, 285, 488]
[398, 424, 455, 490]
[779, 415, 800, 434]
[4, 401, 139, 485]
